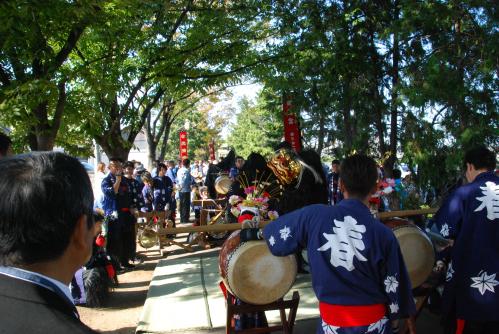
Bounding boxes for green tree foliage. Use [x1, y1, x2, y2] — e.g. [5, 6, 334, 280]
[1, 0, 496, 196]
[244, 0, 497, 192]
[227, 94, 283, 158]
[72, 0, 278, 161]
[0, 0, 101, 151]
[1, 0, 277, 159]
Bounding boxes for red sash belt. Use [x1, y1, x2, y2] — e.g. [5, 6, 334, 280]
[120, 208, 130, 212]
[320, 302, 385, 327]
[456, 319, 465, 334]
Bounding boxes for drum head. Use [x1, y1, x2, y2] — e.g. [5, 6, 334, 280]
[226, 241, 297, 305]
[392, 224, 435, 288]
[214, 175, 232, 195]
[138, 227, 159, 249]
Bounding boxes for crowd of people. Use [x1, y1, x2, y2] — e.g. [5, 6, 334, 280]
[93, 157, 218, 272]
[0, 129, 497, 334]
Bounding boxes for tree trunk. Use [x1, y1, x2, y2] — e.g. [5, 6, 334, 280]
[368, 30, 387, 156]
[147, 140, 158, 171]
[311, 81, 325, 156]
[158, 123, 172, 161]
[454, 16, 468, 145]
[96, 127, 131, 162]
[29, 110, 56, 151]
[317, 111, 325, 156]
[384, 1, 400, 178]
[98, 139, 130, 162]
[26, 81, 66, 151]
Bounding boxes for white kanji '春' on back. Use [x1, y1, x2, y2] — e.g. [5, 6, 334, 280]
[474, 181, 499, 220]
[317, 215, 367, 271]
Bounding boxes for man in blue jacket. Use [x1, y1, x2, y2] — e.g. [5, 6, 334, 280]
[177, 159, 193, 224]
[101, 158, 135, 269]
[264, 154, 415, 334]
[434, 146, 498, 334]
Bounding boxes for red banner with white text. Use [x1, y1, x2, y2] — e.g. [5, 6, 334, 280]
[282, 96, 302, 152]
[179, 131, 188, 161]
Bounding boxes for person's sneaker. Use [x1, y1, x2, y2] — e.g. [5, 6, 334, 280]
[132, 256, 144, 265]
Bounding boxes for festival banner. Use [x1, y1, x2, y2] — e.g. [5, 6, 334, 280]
[179, 131, 188, 161]
[282, 95, 302, 152]
[208, 139, 216, 161]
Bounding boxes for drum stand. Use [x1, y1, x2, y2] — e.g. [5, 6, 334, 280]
[137, 211, 193, 256]
[225, 291, 300, 334]
[399, 268, 445, 334]
[189, 199, 227, 249]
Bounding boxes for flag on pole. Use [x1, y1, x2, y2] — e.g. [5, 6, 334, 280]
[282, 95, 302, 152]
[179, 131, 188, 160]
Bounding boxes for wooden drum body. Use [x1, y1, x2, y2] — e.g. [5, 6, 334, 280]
[214, 175, 233, 195]
[384, 218, 435, 288]
[219, 230, 297, 305]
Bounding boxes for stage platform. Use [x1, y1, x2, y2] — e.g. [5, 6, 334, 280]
[136, 249, 319, 333]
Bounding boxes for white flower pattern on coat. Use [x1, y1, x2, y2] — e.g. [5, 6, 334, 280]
[268, 235, 275, 246]
[389, 302, 399, 314]
[384, 275, 399, 294]
[321, 320, 339, 334]
[366, 317, 389, 333]
[440, 223, 450, 237]
[470, 271, 499, 295]
[446, 262, 454, 282]
[279, 226, 292, 241]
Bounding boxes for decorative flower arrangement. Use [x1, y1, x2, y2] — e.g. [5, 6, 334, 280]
[229, 186, 279, 221]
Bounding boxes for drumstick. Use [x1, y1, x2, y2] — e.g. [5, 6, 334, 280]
[158, 208, 439, 235]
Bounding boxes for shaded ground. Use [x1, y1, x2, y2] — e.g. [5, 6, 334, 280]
[78, 229, 227, 334]
[78, 249, 162, 334]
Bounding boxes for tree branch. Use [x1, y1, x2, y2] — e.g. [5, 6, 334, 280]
[431, 105, 448, 126]
[128, 88, 165, 143]
[50, 80, 67, 138]
[50, 19, 91, 73]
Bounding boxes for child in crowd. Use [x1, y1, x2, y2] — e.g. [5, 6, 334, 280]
[191, 185, 202, 225]
[141, 172, 154, 212]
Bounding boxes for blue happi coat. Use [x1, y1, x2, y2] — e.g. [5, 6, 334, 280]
[125, 177, 144, 210]
[151, 176, 173, 211]
[101, 173, 133, 216]
[141, 184, 154, 212]
[434, 171, 499, 321]
[263, 199, 416, 334]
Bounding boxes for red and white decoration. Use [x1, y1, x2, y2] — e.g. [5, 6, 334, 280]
[208, 139, 216, 161]
[282, 96, 302, 152]
[179, 131, 188, 160]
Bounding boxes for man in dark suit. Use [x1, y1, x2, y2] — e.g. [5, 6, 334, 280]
[0, 152, 99, 333]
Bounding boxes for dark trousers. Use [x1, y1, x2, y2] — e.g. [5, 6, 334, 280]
[107, 217, 123, 264]
[122, 215, 136, 262]
[118, 212, 135, 264]
[169, 199, 176, 225]
[179, 192, 191, 223]
[108, 212, 135, 265]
